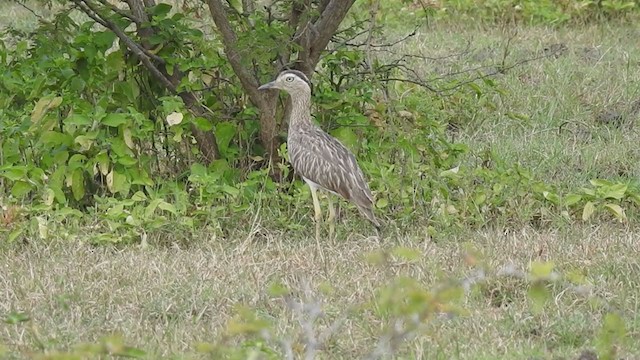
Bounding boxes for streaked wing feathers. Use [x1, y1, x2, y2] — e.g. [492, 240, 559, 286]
[289, 126, 375, 210]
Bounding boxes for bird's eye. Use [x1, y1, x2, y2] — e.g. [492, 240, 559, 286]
[285, 76, 294, 82]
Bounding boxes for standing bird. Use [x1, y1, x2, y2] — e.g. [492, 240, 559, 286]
[258, 70, 381, 241]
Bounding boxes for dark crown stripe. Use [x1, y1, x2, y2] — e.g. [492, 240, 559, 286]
[281, 69, 311, 86]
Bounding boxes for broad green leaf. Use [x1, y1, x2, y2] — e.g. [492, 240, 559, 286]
[602, 183, 627, 200]
[190, 163, 207, 176]
[596, 313, 627, 360]
[102, 113, 129, 127]
[376, 198, 389, 209]
[192, 117, 213, 131]
[31, 96, 63, 123]
[117, 156, 138, 167]
[392, 247, 421, 261]
[582, 201, 595, 221]
[330, 127, 359, 151]
[158, 201, 177, 214]
[603, 203, 626, 220]
[43, 188, 56, 206]
[0, 166, 28, 181]
[222, 184, 239, 197]
[40, 131, 73, 147]
[74, 135, 94, 152]
[110, 138, 135, 157]
[131, 191, 147, 201]
[7, 228, 24, 243]
[123, 127, 135, 149]
[68, 154, 87, 170]
[527, 282, 550, 314]
[542, 191, 560, 205]
[215, 122, 236, 153]
[145, 199, 163, 218]
[11, 181, 32, 197]
[64, 113, 92, 126]
[71, 169, 85, 201]
[106, 169, 128, 195]
[564, 193, 582, 206]
[96, 152, 110, 175]
[530, 261, 555, 280]
[151, 3, 172, 17]
[590, 179, 612, 187]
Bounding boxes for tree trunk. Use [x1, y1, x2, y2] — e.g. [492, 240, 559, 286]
[125, 0, 220, 163]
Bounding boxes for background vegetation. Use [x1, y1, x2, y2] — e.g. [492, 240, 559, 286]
[1, 0, 640, 358]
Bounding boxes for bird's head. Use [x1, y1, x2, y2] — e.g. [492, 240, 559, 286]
[258, 70, 311, 95]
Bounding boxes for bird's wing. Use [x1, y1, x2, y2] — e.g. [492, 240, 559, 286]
[289, 127, 374, 208]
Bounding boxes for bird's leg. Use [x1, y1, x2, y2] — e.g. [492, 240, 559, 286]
[309, 184, 322, 242]
[327, 195, 335, 241]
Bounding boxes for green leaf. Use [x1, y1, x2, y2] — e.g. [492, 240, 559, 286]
[0, 166, 28, 181]
[31, 96, 63, 123]
[215, 122, 236, 153]
[192, 117, 213, 131]
[40, 131, 73, 147]
[596, 313, 627, 360]
[107, 169, 129, 195]
[530, 261, 554, 280]
[527, 282, 550, 314]
[71, 169, 85, 201]
[64, 113, 92, 126]
[110, 138, 135, 157]
[376, 198, 389, 209]
[117, 155, 138, 167]
[330, 126, 359, 151]
[603, 203, 626, 220]
[542, 191, 560, 205]
[151, 3, 173, 17]
[157, 201, 177, 214]
[68, 154, 87, 170]
[7, 228, 24, 242]
[564, 193, 582, 206]
[11, 181, 32, 197]
[602, 183, 627, 200]
[392, 247, 421, 262]
[102, 113, 129, 127]
[96, 152, 110, 175]
[222, 184, 239, 197]
[74, 135, 94, 152]
[582, 201, 595, 221]
[131, 191, 148, 202]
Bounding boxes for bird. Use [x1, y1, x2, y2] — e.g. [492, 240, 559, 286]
[258, 69, 381, 241]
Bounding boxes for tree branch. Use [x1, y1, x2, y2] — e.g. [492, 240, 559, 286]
[206, 0, 264, 106]
[307, 0, 356, 65]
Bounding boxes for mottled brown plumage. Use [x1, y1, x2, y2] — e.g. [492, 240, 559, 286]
[258, 70, 380, 239]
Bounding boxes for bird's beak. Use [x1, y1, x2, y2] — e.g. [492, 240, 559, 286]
[258, 81, 277, 91]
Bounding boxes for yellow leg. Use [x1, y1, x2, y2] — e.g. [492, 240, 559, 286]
[327, 195, 335, 241]
[309, 184, 322, 242]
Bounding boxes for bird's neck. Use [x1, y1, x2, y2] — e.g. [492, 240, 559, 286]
[288, 93, 313, 130]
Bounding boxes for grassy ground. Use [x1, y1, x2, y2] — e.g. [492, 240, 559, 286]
[398, 22, 640, 190]
[2, 225, 639, 358]
[2, 7, 640, 360]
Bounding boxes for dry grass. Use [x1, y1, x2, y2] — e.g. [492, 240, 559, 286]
[1, 225, 640, 358]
